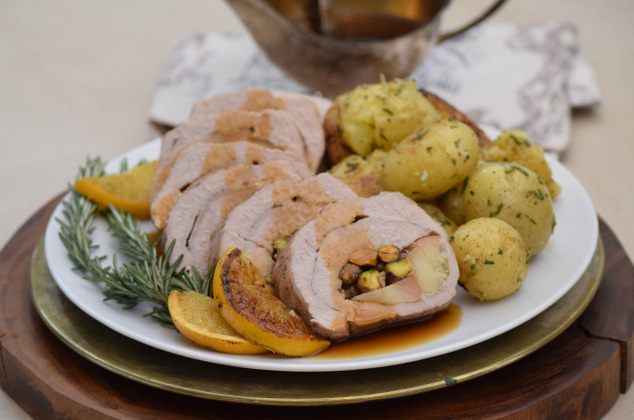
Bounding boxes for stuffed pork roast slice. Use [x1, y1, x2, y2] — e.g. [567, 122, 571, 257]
[272, 192, 459, 341]
[214, 173, 357, 278]
[190, 89, 326, 172]
[164, 159, 311, 275]
[152, 109, 309, 198]
[151, 140, 308, 228]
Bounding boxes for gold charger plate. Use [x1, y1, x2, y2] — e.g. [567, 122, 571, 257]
[30, 237, 604, 406]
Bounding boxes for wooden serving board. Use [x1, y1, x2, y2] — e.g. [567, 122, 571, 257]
[1, 195, 633, 419]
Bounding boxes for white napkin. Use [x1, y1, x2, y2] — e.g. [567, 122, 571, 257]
[149, 21, 600, 154]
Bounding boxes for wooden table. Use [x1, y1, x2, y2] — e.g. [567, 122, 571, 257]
[2, 0, 633, 418]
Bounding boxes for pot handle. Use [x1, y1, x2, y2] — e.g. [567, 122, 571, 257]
[438, 0, 508, 42]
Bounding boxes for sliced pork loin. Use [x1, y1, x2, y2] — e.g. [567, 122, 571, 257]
[214, 173, 357, 278]
[151, 140, 308, 228]
[272, 192, 459, 341]
[152, 109, 310, 198]
[164, 160, 310, 275]
[188, 89, 286, 117]
[190, 89, 326, 173]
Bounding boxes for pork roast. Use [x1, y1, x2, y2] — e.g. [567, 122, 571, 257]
[163, 160, 309, 274]
[213, 173, 357, 278]
[151, 140, 309, 228]
[190, 89, 325, 172]
[152, 109, 309, 197]
[272, 192, 459, 341]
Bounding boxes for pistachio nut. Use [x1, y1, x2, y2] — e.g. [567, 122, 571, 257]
[339, 263, 363, 286]
[349, 248, 378, 266]
[356, 270, 382, 293]
[385, 258, 412, 277]
[378, 244, 400, 263]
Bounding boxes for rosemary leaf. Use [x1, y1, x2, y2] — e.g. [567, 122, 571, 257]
[57, 157, 212, 328]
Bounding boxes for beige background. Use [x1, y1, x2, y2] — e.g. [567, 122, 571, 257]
[1, 0, 632, 418]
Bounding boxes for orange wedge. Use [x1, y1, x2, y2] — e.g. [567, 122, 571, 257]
[74, 160, 158, 219]
[168, 290, 268, 355]
[213, 247, 330, 356]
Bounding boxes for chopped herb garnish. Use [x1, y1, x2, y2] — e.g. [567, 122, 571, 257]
[512, 165, 529, 176]
[510, 134, 522, 146]
[345, 162, 359, 173]
[484, 260, 495, 265]
[489, 203, 504, 217]
[528, 189, 545, 200]
[432, 210, 453, 227]
[461, 176, 470, 193]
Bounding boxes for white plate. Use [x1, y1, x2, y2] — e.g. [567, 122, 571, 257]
[44, 138, 598, 372]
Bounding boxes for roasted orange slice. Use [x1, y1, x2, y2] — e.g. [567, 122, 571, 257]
[168, 290, 268, 355]
[74, 160, 158, 219]
[213, 247, 330, 356]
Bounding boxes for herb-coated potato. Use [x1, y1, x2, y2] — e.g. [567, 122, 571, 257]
[421, 89, 492, 148]
[463, 162, 555, 259]
[417, 202, 457, 236]
[436, 177, 472, 226]
[337, 78, 441, 157]
[380, 118, 480, 200]
[483, 130, 561, 198]
[328, 150, 386, 197]
[450, 217, 528, 301]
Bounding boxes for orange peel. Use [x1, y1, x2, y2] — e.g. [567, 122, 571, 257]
[168, 289, 268, 355]
[213, 247, 330, 356]
[74, 160, 158, 219]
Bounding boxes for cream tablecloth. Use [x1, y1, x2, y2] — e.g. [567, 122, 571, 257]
[1, 1, 633, 418]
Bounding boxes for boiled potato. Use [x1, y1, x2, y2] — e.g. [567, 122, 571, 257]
[417, 202, 458, 236]
[380, 118, 480, 200]
[436, 177, 472, 226]
[463, 162, 555, 259]
[329, 150, 386, 197]
[450, 218, 528, 301]
[483, 130, 561, 198]
[338, 78, 441, 156]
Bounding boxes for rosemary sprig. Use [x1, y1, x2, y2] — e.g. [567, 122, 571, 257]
[56, 156, 212, 327]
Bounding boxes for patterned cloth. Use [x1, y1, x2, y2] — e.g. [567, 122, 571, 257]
[149, 22, 600, 154]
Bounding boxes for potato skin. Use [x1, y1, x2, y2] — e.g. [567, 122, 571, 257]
[463, 162, 555, 260]
[328, 150, 385, 197]
[437, 178, 470, 226]
[417, 202, 458, 236]
[380, 118, 480, 200]
[450, 218, 528, 301]
[324, 95, 354, 166]
[421, 89, 491, 148]
[326, 79, 441, 160]
[483, 130, 561, 198]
